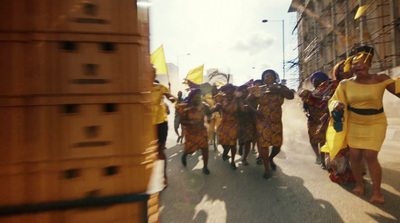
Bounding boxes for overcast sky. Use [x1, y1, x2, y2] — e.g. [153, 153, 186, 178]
[149, 0, 298, 87]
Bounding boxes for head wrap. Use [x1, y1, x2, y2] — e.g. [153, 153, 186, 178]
[238, 84, 248, 91]
[244, 79, 254, 87]
[310, 72, 329, 83]
[261, 69, 280, 84]
[220, 83, 236, 92]
[350, 46, 374, 57]
[332, 60, 346, 80]
[184, 89, 201, 103]
[253, 79, 263, 85]
[344, 46, 374, 72]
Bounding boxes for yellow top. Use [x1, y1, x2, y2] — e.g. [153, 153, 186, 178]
[322, 78, 395, 158]
[152, 83, 170, 125]
[396, 77, 400, 94]
[203, 93, 214, 107]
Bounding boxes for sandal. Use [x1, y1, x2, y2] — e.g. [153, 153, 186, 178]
[162, 178, 168, 190]
[263, 172, 272, 179]
[256, 157, 263, 165]
[181, 154, 187, 167]
[222, 154, 230, 161]
[202, 167, 210, 175]
[269, 159, 277, 171]
[230, 162, 237, 170]
[238, 146, 243, 156]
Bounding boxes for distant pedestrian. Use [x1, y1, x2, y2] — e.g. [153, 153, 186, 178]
[174, 91, 184, 143]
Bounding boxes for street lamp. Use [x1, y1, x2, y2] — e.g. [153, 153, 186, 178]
[177, 53, 191, 78]
[262, 19, 285, 80]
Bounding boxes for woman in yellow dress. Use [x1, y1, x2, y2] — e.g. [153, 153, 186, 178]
[327, 46, 400, 203]
[176, 89, 211, 175]
[204, 86, 221, 149]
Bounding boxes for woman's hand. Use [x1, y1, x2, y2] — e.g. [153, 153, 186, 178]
[213, 103, 221, 111]
[333, 101, 345, 111]
[322, 95, 331, 101]
[267, 84, 281, 92]
[304, 111, 311, 119]
[242, 104, 249, 112]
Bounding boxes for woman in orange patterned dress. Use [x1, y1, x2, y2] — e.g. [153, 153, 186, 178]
[237, 84, 256, 165]
[248, 70, 294, 179]
[213, 84, 240, 170]
[176, 89, 211, 175]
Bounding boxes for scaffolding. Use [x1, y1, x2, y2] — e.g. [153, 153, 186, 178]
[289, 0, 400, 86]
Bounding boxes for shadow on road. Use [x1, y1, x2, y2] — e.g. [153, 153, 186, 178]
[160, 144, 343, 223]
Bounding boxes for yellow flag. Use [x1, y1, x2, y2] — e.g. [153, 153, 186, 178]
[216, 81, 226, 86]
[150, 45, 168, 74]
[185, 64, 204, 84]
[354, 5, 369, 19]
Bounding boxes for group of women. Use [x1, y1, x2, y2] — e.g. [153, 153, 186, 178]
[173, 45, 399, 204]
[300, 46, 400, 204]
[176, 69, 294, 179]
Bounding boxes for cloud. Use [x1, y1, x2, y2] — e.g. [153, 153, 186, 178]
[231, 32, 275, 55]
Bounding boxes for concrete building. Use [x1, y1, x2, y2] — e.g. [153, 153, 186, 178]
[288, 0, 400, 87]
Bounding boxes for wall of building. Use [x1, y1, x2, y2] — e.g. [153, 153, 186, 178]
[290, 0, 400, 87]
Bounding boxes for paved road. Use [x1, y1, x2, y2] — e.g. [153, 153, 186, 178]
[157, 96, 400, 223]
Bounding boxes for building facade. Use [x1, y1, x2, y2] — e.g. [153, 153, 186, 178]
[289, 0, 400, 86]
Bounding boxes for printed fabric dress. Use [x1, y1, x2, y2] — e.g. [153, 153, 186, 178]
[302, 80, 340, 144]
[254, 87, 284, 147]
[215, 93, 239, 146]
[305, 99, 328, 144]
[238, 99, 256, 143]
[176, 103, 208, 153]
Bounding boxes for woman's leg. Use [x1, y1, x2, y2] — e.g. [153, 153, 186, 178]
[181, 151, 188, 167]
[269, 146, 281, 170]
[242, 141, 251, 165]
[158, 141, 168, 188]
[319, 143, 326, 168]
[260, 146, 271, 178]
[251, 140, 257, 153]
[349, 147, 364, 195]
[238, 140, 244, 156]
[222, 145, 230, 161]
[311, 143, 320, 163]
[208, 119, 215, 144]
[256, 139, 263, 164]
[230, 145, 237, 170]
[180, 126, 184, 143]
[174, 117, 181, 143]
[200, 147, 210, 174]
[363, 150, 384, 203]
